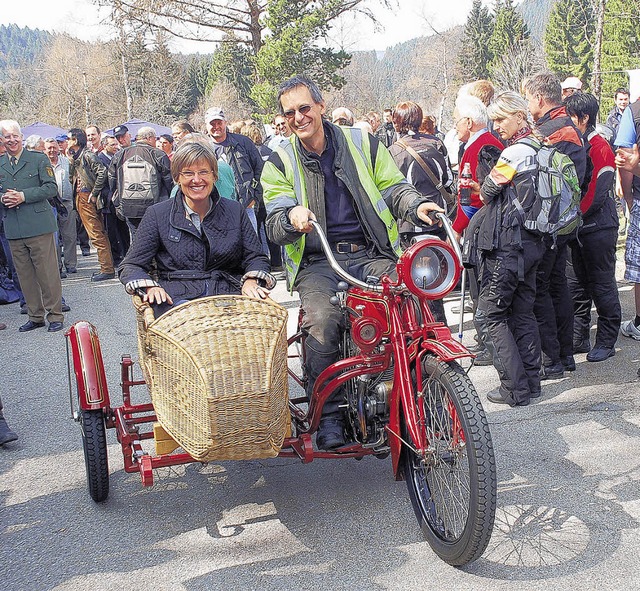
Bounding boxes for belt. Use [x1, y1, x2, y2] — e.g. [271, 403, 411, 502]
[332, 241, 367, 254]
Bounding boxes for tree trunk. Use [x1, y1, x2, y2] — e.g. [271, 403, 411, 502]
[592, 0, 606, 104]
[82, 71, 91, 126]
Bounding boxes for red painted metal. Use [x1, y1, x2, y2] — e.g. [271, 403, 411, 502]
[66, 321, 111, 411]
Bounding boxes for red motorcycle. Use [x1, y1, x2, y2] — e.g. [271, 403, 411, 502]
[66, 214, 496, 566]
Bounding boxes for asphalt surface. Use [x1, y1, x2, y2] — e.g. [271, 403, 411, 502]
[2, 248, 640, 590]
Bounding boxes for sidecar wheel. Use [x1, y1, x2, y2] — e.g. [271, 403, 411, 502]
[402, 355, 496, 566]
[81, 410, 109, 502]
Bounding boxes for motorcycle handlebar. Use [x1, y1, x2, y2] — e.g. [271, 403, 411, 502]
[308, 220, 382, 292]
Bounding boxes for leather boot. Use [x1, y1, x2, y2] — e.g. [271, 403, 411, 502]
[0, 418, 18, 445]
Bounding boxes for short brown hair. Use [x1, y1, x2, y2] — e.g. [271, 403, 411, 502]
[393, 101, 423, 134]
[170, 142, 219, 183]
[468, 80, 495, 106]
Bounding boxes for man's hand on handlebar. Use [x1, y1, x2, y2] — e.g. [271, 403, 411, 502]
[289, 205, 317, 233]
[416, 202, 445, 226]
[144, 286, 173, 306]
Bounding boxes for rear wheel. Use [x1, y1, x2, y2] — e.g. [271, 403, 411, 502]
[81, 410, 109, 502]
[403, 355, 496, 565]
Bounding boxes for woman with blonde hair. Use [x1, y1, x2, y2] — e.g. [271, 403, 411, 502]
[475, 91, 545, 407]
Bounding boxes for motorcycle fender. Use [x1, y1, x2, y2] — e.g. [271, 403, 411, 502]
[66, 321, 110, 411]
[421, 336, 473, 362]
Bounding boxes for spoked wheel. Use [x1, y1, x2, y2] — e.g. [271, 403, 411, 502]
[81, 410, 109, 502]
[402, 355, 496, 566]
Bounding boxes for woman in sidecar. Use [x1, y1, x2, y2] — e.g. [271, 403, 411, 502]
[119, 141, 275, 313]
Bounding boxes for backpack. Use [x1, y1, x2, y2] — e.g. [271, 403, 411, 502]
[518, 137, 582, 239]
[118, 153, 160, 219]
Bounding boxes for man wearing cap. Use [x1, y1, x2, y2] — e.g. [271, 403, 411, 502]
[205, 107, 267, 251]
[114, 125, 132, 148]
[561, 76, 583, 100]
[0, 119, 64, 333]
[108, 126, 172, 233]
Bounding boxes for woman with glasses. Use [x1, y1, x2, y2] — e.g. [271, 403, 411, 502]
[119, 142, 275, 315]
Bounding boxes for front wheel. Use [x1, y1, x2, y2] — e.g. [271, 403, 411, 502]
[402, 355, 496, 566]
[81, 410, 109, 502]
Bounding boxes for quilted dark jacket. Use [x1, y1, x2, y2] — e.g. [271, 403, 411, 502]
[119, 188, 270, 301]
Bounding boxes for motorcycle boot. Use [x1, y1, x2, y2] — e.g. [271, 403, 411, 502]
[0, 418, 18, 446]
[474, 307, 508, 381]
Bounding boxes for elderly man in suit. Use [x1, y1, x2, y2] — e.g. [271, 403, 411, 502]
[0, 119, 63, 332]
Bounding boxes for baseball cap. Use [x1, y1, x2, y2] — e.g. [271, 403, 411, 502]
[55, 134, 68, 142]
[113, 125, 129, 137]
[561, 77, 583, 90]
[205, 107, 226, 122]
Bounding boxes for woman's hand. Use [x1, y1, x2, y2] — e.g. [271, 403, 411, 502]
[242, 278, 270, 299]
[144, 286, 173, 305]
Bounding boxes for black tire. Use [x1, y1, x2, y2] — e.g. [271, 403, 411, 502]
[402, 355, 496, 566]
[81, 410, 109, 502]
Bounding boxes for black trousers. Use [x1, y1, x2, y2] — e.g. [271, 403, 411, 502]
[294, 251, 396, 419]
[534, 236, 574, 364]
[478, 240, 545, 405]
[568, 228, 621, 348]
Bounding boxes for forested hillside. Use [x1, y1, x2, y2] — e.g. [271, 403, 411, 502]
[0, 24, 52, 77]
[518, 0, 556, 41]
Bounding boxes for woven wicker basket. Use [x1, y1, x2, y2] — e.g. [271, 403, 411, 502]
[133, 295, 290, 461]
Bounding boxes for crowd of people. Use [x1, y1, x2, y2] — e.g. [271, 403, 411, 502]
[1, 71, 639, 447]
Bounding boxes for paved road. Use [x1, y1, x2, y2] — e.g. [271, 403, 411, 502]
[2, 251, 640, 590]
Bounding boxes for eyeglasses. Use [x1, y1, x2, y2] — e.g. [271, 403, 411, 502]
[180, 170, 214, 180]
[283, 105, 312, 120]
[455, 117, 469, 127]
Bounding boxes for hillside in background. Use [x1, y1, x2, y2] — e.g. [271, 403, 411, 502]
[0, 24, 52, 76]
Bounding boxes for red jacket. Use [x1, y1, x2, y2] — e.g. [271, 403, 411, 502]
[452, 131, 504, 234]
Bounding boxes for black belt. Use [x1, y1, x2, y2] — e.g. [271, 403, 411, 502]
[332, 241, 367, 254]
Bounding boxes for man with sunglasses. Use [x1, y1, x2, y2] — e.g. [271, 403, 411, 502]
[267, 115, 292, 150]
[261, 75, 443, 450]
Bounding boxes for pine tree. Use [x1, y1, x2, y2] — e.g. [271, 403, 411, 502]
[600, 0, 640, 113]
[459, 0, 495, 81]
[544, 0, 594, 90]
[488, 0, 530, 76]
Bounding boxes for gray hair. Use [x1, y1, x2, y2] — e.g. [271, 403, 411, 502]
[136, 126, 157, 140]
[43, 137, 57, 144]
[0, 119, 21, 136]
[25, 134, 44, 151]
[455, 95, 489, 127]
[525, 73, 562, 106]
[277, 75, 324, 113]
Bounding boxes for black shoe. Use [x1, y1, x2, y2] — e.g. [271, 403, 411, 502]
[473, 349, 494, 366]
[61, 303, 71, 313]
[91, 272, 116, 282]
[530, 389, 542, 399]
[81, 248, 91, 256]
[562, 355, 576, 372]
[586, 345, 615, 362]
[19, 320, 46, 332]
[573, 338, 591, 354]
[66, 266, 77, 274]
[486, 390, 529, 407]
[540, 362, 564, 380]
[48, 321, 64, 332]
[0, 418, 18, 445]
[60, 270, 67, 279]
[20, 304, 28, 315]
[316, 419, 346, 450]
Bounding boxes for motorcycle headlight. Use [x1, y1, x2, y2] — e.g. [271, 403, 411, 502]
[398, 238, 461, 299]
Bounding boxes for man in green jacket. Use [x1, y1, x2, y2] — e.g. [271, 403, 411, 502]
[0, 119, 64, 332]
[261, 75, 441, 449]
